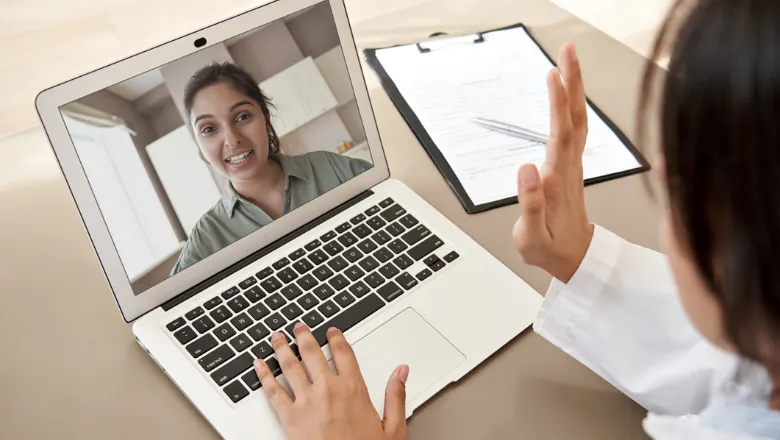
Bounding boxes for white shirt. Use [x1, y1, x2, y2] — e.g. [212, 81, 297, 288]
[534, 225, 780, 440]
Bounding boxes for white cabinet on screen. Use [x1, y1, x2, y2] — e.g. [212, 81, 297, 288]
[260, 56, 339, 137]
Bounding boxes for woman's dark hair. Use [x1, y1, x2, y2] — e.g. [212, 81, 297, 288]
[183, 62, 280, 153]
[639, 0, 780, 365]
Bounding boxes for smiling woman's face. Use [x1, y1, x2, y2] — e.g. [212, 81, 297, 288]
[190, 82, 271, 182]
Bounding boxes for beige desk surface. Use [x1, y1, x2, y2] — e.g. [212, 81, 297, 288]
[0, 0, 663, 438]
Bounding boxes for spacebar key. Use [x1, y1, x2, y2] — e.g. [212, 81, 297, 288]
[408, 235, 444, 261]
[312, 294, 385, 347]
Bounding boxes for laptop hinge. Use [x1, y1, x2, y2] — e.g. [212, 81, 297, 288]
[161, 189, 374, 312]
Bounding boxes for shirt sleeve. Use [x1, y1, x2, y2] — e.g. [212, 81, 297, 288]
[533, 225, 738, 416]
[169, 226, 208, 276]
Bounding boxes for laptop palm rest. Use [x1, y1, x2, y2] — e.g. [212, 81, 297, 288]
[350, 308, 466, 416]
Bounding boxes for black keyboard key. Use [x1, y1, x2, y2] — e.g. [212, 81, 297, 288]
[210, 306, 232, 323]
[204, 296, 222, 310]
[285, 321, 300, 338]
[313, 284, 336, 300]
[379, 197, 394, 208]
[328, 274, 350, 291]
[297, 274, 318, 291]
[266, 357, 283, 376]
[281, 303, 303, 320]
[199, 344, 234, 372]
[289, 248, 306, 261]
[308, 249, 329, 265]
[424, 255, 446, 271]
[387, 239, 408, 254]
[323, 241, 344, 256]
[416, 268, 432, 281]
[247, 304, 270, 321]
[264, 293, 286, 310]
[186, 334, 218, 358]
[353, 224, 372, 239]
[444, 251, 460, 263]
[230, 334, 253, 352]
[302, 310, 325, 328]
[334, 291, 356, 308]
[242, 369, 261, 391]
[214, 323, 237, 342]
[365, 205, 381, 216]
[211, 352, 254, 386]
[349, 281, 370, 298]
[399, 214, 418, 228]
[264, 313, 286, 331]
[335, 222, 351, 233]
[244, 286, 265, 303]
[386, 223, 405, 237]
[358, 256, 380, 272]
[379, 263, 400, 279]
[238, 277, 256, 290]
[338, 232, 358, 247]
[350, 213, 366, 225]
[393, 255, 413, 270]
[320, 230, 337, 242]
[173, 326, 197, 344]
[256, 267, 274, 280]
[305, 239, 321, 251]
[230, 313, 253, 331]
[431, 260, 446, 271]
[378, 281, 404, 302]
[167, 317, 186, 332]
[281, 284, 304, 301]
[298, 293, 320, 310]
[251, 341, 273, 359]
[293, 259, 314, 275]
[313, 265, 334, 281]
[222, 286, 241, 299]
[401, 224, 431, 246]
[277, 267, 298, 284]
[374, 248, 394, 263]
[343, 247, 363, 263]
[367, 216, 387, 231]
[273, 257, 290, 270]
[357, 238, 378, 254]
[318, 300, 340, 318]
[365, 272, 385, 288]
[290, 343, 301, 359]
[248, 323, 271, 341]
[408, 235, 444, 261]
[193, 316, 215, 333]
[261, 276, 283, 293]
[327, 255, 349, 272]
[344, 265, 365, 281]
[185, 307, 205, 321]
[224, 380, 250, 403]
[312, 294, 385, 346]
[380, 204, 406, 222]
[228, 296, 250, 313]
[372, 230, 391, 245]
[396, 272, 418, 290]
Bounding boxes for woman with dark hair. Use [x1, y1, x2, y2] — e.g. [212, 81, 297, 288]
[171, 62, 371, 274]
[248, 1, 780, 439]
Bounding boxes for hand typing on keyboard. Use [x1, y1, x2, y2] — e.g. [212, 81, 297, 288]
[254, 324, 409, 440]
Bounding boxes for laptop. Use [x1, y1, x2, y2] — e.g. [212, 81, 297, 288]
[35, 0, 542, 437]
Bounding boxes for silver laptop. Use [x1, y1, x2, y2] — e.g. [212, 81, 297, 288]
[36, 0, 542, 437]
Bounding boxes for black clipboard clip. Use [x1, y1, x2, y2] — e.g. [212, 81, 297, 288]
[416, 32, 485, 53]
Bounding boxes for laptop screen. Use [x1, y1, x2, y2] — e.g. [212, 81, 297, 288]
[58, 2, 374, 295]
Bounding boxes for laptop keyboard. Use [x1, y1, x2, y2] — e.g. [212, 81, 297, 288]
[166, 198, 460, 404]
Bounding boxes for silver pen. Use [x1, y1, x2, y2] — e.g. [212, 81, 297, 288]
[472, 117, 549, 144]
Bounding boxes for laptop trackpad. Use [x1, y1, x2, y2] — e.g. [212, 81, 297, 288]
[350, 308, 466, 416]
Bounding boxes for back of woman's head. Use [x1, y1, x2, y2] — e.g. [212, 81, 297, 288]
[641, 0, 780, 365]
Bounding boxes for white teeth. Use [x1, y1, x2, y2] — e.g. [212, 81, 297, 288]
[227, 151, 251, 163]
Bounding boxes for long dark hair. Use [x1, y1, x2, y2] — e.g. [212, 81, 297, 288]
[183, 62, 280, 154]
[639, 0, 780, 366]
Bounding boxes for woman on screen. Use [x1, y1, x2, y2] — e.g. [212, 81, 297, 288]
[170, 62, 372, 275]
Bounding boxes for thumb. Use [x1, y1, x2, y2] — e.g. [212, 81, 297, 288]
[517, 164, 547, 231]
[382, 365, 409, 439]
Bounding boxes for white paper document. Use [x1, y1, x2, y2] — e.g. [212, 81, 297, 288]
[374, 27, 643, 207]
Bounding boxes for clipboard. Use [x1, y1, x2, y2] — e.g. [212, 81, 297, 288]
[364, 23, 651, 214]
